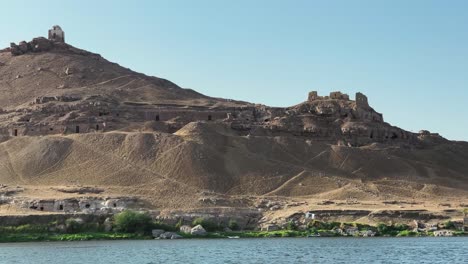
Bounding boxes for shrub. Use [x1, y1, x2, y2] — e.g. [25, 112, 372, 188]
[175, 219, 183, 230]
[114, 210, 153, 234]
[287, 221, 298, 231]
[394, 223, 409, 231]
[377, 223, 389, 234]
[65, 219, 84, 234]
[397, 230, 417, 237]
[152, 221, 177, 232]
[192, 217, 218, 232]
[444, 221, 456, 230]
[307, 220, 341, 230]
[228, 219, 240, 231]
[375, 223, 410, 236]
[0, 224, 48, 234]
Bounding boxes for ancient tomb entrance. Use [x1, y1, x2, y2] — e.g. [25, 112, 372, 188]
[208, 115, 212, 121]
[14, 129, 18, 136]
[155, 115, 160, 121]
[96, 124, 99, 131]
[59, 204, 64, 210]
[75, 126, 80, 133]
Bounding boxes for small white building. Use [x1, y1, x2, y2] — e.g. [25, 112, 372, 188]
[305, 212, 315, 219]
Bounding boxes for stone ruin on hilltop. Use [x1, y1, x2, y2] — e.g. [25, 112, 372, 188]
[0, 26, 445, 147]
[8, 25, 65, 56]
[308, 91, 369, 108]
[48, 25, 65, 43]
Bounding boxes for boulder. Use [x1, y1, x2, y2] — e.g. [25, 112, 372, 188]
[10, 43, 22, 56]
[151, 229, 165, 238]
[159, 232, 178, 239]
[171, 234, 182, 239]
[31, 37, 52, 52]
[190, 225, 207, 236]
[18, 41, 29, 53]
[179, 225, 192, 234]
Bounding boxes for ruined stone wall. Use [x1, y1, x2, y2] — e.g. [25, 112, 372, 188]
[330, 91, 350, 100]
[10, 38, 53, 56]
[5, 105, 244, 137]
[14, 197, 137, 214]
[308, 91, 319, 101]
[356, 92, 369, 108]
[141, 109, 229, 122]
[48, 26, 65, 42]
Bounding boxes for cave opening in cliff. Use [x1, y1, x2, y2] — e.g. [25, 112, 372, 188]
[59, 205, 63, 210]
[96, 124, 99, 131]
[156, 115, 160, 121]
[14, 129, 17, 136]
[208, 115, 212, 121]
[75, 126, 80, 133]
[370, 131, 374, 139]
[391, 132, 398, 139]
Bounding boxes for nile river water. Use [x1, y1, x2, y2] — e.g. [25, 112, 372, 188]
[0, 237, 466, 264]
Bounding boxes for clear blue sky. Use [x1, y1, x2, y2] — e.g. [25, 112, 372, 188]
[1, 0, 467, 141]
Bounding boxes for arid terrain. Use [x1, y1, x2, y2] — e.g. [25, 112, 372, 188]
[0, 27, 467, 227]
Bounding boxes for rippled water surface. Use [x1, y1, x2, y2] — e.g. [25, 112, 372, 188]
[0, 237, 466, 264]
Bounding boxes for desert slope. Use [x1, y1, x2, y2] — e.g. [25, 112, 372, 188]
[0, 30, 467, 214]
[0, 122, 467, 208]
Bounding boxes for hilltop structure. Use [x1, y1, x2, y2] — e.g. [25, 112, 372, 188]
[48, 25, 65, 42]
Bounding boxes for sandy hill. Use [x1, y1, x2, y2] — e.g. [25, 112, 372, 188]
[0, 28, 467, 211]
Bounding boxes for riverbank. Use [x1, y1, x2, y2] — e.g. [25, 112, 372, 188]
[0, 232, 148, 243]
[1, 228, 466, 243]
[0, 210, 466, 243]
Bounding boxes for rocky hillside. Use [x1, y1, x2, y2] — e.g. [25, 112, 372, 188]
[0, 29, 467, 210]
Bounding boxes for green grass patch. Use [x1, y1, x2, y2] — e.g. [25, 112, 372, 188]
[0, 232, 148, 243]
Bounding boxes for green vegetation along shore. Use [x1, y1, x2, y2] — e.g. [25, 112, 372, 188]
[0, 210, 466, 243]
